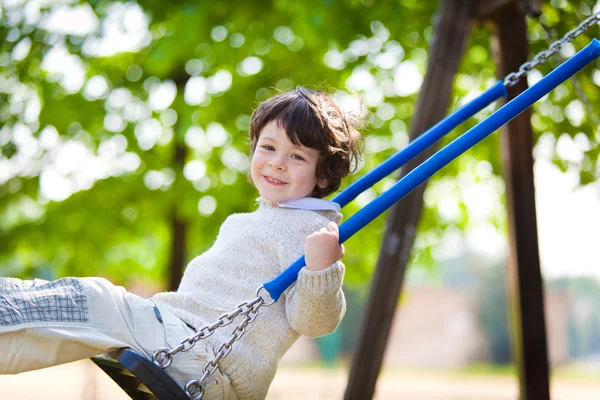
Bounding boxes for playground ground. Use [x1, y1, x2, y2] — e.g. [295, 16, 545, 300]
[1, 361, 600, 399]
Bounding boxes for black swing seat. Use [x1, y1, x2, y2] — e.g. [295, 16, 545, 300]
[91, 348, 190, 400]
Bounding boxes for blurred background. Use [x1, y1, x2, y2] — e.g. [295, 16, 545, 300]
[1, 0, 600, 398]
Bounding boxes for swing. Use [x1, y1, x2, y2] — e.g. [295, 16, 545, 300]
[91, 15, 600, 400]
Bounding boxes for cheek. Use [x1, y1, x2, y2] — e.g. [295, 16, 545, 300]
[250, 153, 266, 177]
[249, 155, 258, 179]
[298, 167, 319, 187]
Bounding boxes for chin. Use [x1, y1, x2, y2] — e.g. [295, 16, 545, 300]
[267, 196, 288, 202]
[261, 193, 290, 203]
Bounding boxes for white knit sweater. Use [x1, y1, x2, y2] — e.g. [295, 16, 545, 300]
[152, 198, 346, 399]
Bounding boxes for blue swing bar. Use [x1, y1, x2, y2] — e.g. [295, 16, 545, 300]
[265, 38, 600, 301]
[332, 80, 508, 208]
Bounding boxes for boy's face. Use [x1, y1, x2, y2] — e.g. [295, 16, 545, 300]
[251, 120, 324, 202]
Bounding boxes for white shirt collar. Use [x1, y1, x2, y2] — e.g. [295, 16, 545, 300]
[256, 197, 341, 213]
[277, 197, 341, 212]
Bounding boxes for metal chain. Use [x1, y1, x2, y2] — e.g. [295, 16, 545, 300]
[537, 14, 600, 127]
[184, 299, 264, 399]
[151, 286, 275, 398]
[504, 10, 600, 87]
[153, 293, 266, 368]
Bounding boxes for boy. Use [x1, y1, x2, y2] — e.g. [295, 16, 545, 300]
[0, 86, 363, 399]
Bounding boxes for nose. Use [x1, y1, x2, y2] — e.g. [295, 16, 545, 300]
[269, 154, 287, 170]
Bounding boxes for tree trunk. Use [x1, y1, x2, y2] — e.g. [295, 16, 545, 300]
[168, 142, 187, 292]
[491, 7, 550, 399]
[344, 1, 476, 398]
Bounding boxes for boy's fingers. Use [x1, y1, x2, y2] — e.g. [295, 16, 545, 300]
[326, 222, 339, 235]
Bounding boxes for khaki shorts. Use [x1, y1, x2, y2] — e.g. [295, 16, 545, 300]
[0, 277, 237, 399]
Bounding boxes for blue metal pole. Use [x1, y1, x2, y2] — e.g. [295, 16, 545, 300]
[264, 39, 600, 301]
[333, 80, 507, 208]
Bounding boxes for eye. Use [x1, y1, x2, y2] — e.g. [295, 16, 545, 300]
[292, 154, 305, 161]
[261, 145, 275, 151]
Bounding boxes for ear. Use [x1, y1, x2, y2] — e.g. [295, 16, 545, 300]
[317, 178, 328, 189]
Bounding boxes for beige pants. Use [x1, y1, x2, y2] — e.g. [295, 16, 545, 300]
[0, 277, 237, 399]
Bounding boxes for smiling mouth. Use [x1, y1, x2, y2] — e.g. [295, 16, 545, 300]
[264, 175, 286, 185]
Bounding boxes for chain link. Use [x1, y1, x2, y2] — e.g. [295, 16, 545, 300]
[184, 299, 264, 399]
[504, 11, 600, 87]
[150, 286, 274, 398]
[537, 13, 600, 129]
[152, 295, 265, 369]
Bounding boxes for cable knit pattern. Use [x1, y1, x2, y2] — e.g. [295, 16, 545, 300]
[152, 199, 345, 399]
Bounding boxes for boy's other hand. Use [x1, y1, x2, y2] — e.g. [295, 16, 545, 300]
[304, 222, 345, 271]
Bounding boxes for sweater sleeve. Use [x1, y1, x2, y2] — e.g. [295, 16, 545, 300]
[276, 211, 347, 338]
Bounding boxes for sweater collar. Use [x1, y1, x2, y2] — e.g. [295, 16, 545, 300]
[256, 197, 341, 213]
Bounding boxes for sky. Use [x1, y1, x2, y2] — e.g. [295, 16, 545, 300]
[461, 137, 600, 280]
[535, 159, 600, 279]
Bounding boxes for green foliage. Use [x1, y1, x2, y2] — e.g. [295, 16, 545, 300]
[0, 0, 598, 288]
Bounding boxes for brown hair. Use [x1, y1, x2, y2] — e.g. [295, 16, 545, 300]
[248, 86, 364, 198]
